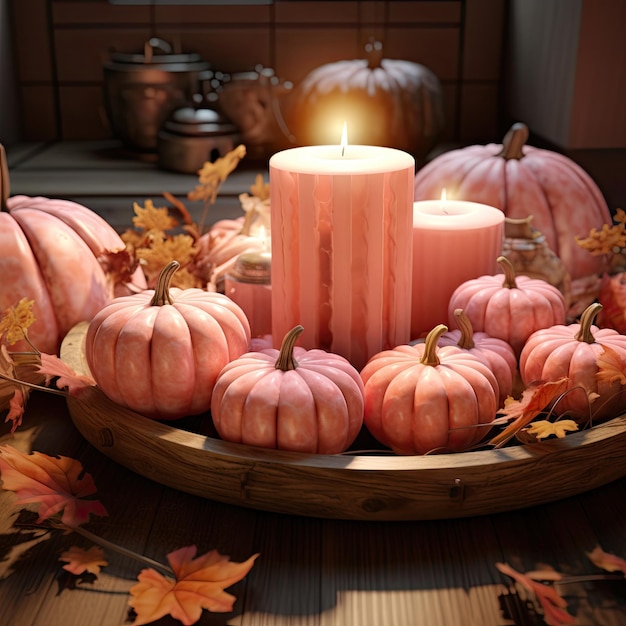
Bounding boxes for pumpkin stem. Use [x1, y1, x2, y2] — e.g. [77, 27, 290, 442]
[453, 309, 475, 349]
[420, 324, 448, 367]
[275, 325, 304, 371]
[364, 38, 384, 69]
[498, 255, 518, 289]
[150, 261, 179, 306]
[0, 143, 10, 211]
[497, 122, 529, 161]
[575, 302, 602, 344]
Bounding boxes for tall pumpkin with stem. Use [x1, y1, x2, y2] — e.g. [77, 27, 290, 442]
[413, 123, 613, 279]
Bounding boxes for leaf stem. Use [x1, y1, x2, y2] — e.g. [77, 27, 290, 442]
[18, 519, 175, 577]
[62, 522, 175, 577]
[0, 372, 68, 397]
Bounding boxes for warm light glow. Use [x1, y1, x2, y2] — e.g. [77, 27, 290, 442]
[440, 189, 447, 202]
[340, 122, 348, 156]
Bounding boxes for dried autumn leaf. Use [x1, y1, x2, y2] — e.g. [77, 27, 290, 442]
[489, 378, 570, 448]
[128, 545, 258, 626]
[5, 388, 26, 434]
[576, 219, 626, 257]
[0, 298, 36, 346]
[249, 173, 270, 201]
[38, 353, 96, 396]
[596, 344, 626, 386]
[97, 248, 142, 290]
[135, 234, 198, 287]
[0, 345, 30, 429]
[131, 200, 178, 233]
[0, 445, 108, 527]
[59, 545, 108, 575]
[525, 419, 579, 440]
[496, 562, 575, 626]
[586, 545, 626, 575]
[188, 145, 247, 204]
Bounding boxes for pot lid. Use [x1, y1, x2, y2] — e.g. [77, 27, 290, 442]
[162, 106, 239, 137]
[108, 38, 207, 67]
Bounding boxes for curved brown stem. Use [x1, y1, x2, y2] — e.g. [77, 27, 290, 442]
[275, 325, 304, 371]
[420, 324, 448, 367]
[365, 38, 384, 69]
[453, 309, 475, 349]
[497, 122, 529, 160]
[498, 255, 518, 289]
[575, 302, 602, 344]
[150, 261, 179, 306]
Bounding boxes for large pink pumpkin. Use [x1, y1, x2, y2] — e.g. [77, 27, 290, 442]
[1, 145, 146, 354]
[85, 261, 251, 420]
[413, 123, 613, 280]
[211, 325, 364, 454]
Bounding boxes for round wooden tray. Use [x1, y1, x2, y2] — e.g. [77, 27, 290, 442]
[61, 323, 626, 521]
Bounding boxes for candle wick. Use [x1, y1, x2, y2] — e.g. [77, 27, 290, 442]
[341, 145, 345, 157]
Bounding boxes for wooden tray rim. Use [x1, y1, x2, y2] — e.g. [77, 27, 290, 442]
[62, 323, 626, 520]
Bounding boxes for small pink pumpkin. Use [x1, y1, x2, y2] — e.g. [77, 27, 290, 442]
[361, 324, 498, 455]
[86, 261, 251, 420]
[438, 308, 518, 408]
[448, 256, 566, 356]
[519, 302, 626, 422]
[211, 325, 364, 454]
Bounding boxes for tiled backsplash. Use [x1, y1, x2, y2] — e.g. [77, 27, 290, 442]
[9, 0, 505, 148]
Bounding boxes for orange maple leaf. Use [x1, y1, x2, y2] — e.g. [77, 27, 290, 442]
[38, 353, 96, 395]
[59, 545, 108, 575]
[525, 419, 579, 440]
[596, 344, 626, 386]
[488, 378, 570, 448]
[0, 445, 107, 527]
[129, 545, 258, 625]
[586, 545, 626, 575]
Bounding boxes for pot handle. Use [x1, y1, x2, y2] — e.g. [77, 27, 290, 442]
[144, 37, 172, 63]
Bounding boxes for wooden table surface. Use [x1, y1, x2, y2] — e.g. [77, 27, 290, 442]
[1, 392, 625, 626]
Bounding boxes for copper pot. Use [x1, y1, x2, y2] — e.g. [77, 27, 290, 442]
[157, 104, 240, 174]
[103, 38, 209, 152]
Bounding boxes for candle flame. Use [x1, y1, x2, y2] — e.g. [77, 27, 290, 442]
[440, 189, 449, 215]
[340, 122, 348, 157]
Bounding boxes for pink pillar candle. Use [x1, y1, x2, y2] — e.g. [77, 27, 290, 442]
[411, 199, 504, 340]
[270, 144, 415, 370]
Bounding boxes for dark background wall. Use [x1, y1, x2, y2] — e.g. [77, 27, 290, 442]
[2, 0, 625, 211]
[4, 0, 507, 146]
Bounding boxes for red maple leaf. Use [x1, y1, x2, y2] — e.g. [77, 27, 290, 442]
[129, 545, 258, 625]
[38, 353, 96, 396]
[0, 445, 107, 527]
[489, 378, 570, 448]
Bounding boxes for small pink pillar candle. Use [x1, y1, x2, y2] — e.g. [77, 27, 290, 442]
[270, 144, 415, 370]
[411, 199, 504, 339]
